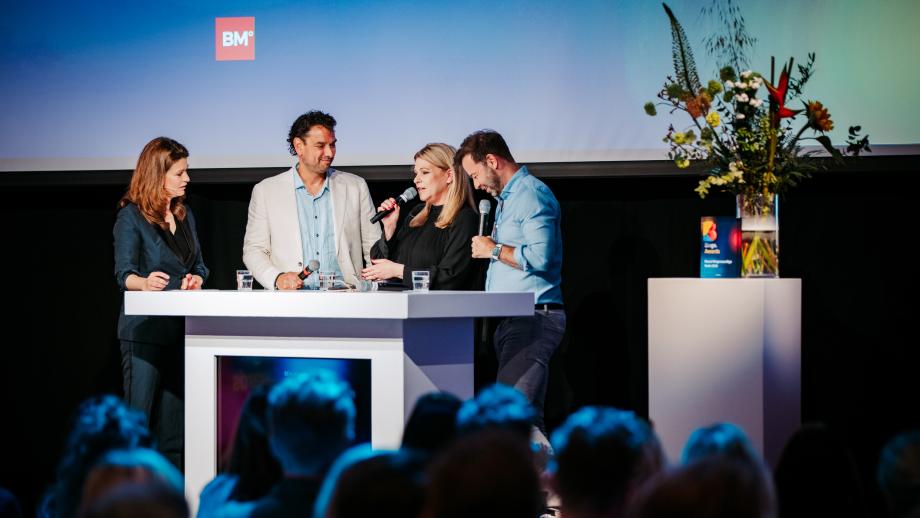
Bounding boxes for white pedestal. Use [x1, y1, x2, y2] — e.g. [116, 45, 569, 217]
[125, 289, 533, 511]
[647, 278, 801, 467]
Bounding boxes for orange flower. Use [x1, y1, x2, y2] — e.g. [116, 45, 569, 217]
[684, 92, 712, 119]
[806, 101, 834, 131]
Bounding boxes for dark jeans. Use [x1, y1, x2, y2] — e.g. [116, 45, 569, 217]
[494, 309, 566, 432]
[120, 339, 184, 469]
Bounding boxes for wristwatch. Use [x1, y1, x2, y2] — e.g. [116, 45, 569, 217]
[491, 243, 503, 262]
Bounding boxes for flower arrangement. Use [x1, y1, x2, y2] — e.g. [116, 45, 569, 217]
[644, 3, 871, 200]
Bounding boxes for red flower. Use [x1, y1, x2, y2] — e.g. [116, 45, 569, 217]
[766, 62, 802, 120]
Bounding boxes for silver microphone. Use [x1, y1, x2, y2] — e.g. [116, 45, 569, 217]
[370, 187, 418, 224]
[478, 199, 492, 236]
[298, 259, 320, 280]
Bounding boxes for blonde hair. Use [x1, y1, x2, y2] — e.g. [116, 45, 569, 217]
[409, 143, 476, 229]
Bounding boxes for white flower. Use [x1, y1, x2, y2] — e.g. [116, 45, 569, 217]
[741, 70, 753, 78]
[725, 80, 735, 89]
[734, 82, 746, 90]
[750, 98, 764, 108]
[735, 93, 749, 103]
[736, 113, 746, 120]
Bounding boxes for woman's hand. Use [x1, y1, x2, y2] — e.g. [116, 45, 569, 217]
[144, 272, 170, 291]
[180, 274, 204, 290]
[361, 258, 404, 281]
[376, 197, 400, 240]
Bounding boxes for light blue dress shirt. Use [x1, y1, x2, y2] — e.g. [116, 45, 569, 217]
[294, 168, 342, 289]
[486, 166, 563, 304]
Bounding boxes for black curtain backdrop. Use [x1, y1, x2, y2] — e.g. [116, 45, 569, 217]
[1, 159, 918, 515]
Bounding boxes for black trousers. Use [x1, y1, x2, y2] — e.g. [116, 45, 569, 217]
[493, 309, 566, 433]
[120, 339, 184, 469]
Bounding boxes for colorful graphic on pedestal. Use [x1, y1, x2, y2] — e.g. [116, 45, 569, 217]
[700, 216, 741, 278]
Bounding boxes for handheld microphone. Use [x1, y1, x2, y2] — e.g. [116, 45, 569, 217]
[370, 187, 418, 224]
[478, 199, 491, 236]
[298, 259, 320, 280]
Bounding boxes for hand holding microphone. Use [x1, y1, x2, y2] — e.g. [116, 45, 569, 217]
[370, 187, 417, 224]
[298, 259, 320, 280]
[471, 199, 496, 259]
[276, 259, 320, 290]
[375, 198, 401, 239]
[478, 199, 491, 236]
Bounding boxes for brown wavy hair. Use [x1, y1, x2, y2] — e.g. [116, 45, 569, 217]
[119, 137, 189, 229]
[409, 143, 476, 229]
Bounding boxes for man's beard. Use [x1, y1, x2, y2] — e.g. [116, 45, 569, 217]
[483, 168, 500, 197]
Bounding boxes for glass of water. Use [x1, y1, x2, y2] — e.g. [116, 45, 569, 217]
[411, 270, 430, 291]
[319, 271, 337, 291]
[236, 270, 253, 290]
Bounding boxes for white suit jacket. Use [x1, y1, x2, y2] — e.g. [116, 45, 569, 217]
[242, 166, 380, 289]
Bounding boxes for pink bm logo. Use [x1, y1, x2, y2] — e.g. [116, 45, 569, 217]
[215, 17, 255, 61]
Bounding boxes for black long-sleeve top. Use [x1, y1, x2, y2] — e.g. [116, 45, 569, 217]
[370, 203, 480, 290]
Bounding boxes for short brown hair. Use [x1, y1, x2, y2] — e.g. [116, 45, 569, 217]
[456, 130, 515, 167]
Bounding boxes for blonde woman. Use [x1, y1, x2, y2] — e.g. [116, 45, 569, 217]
[362, 143, 479, 290]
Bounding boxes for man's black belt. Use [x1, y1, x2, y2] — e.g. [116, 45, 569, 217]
[535, 303, 564, 311]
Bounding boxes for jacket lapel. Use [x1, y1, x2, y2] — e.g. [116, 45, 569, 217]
[329, 169, 346, 256]
[145, 222, 187, 275]
[278, 167, 303, 263]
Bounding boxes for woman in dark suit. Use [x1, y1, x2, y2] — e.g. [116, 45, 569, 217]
[113, 137, 208, 467]
[362, 143, 479, 290]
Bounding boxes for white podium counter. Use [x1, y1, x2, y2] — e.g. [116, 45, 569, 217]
[648, 278, 801, 467]
[126, 289, 533, 509]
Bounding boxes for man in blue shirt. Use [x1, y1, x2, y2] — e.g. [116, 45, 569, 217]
[459, 130, 565, 442]
[243, 111, 379, 290]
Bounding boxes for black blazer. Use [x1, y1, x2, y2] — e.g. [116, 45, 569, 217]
[114, 203, 209, 344]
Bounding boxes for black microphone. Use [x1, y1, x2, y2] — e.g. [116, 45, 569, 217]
[478, 199, 491, 236]
[370, 187, 418, 224]
[298, 259, 320, 280]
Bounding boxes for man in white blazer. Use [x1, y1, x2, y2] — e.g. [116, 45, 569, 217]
[243, 111, 380, 290]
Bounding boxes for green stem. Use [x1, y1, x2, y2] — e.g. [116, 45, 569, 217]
[766, 128, 777, 196]
[792, 123, 810, 145]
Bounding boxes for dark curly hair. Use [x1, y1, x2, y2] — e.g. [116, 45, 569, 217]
[287, 111, 337, 155]
[38, 395, 153, 518]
